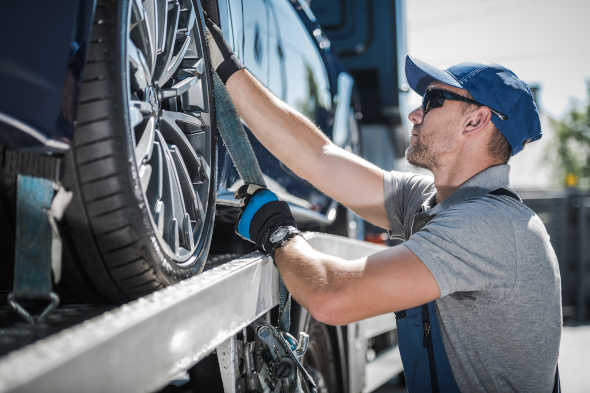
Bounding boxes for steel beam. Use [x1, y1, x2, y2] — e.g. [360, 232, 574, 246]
[0, 232, 398, 393]
[0, 253, 279, 393]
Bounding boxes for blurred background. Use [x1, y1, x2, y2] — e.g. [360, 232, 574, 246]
[406, 0, 590, 192]
[309, 0, 590, 391]
[406, 2, 590, 391]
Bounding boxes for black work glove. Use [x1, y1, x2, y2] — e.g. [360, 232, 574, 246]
[204, 15, 245, 84]
[235, 185, 299, 254]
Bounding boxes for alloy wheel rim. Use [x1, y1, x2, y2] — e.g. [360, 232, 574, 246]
[127, 0, 212, 264]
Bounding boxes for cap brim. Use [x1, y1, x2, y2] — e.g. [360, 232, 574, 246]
[405, 55, 462, 96]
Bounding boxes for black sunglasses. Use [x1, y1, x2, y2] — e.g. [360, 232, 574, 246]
[422, 88, 509, 120]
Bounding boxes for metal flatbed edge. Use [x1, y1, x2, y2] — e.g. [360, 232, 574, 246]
[0, 233, 396, 393]
[0, 253, 279, 393]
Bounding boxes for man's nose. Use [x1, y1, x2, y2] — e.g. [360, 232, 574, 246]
[408, 106, 424, 125]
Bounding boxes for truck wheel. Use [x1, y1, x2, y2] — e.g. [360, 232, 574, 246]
[294, 309, 342, 393]
[61, 0, 216, 303]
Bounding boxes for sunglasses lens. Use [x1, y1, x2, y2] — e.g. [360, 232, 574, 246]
[423, 90, 444, 114]
[422, 91, 432, 113]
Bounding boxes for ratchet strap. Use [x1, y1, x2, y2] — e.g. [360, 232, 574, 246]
[3, 147, 72, 324]
[212, 73, 292, 332]
[8, 175, 72, 324]
[1, 148, 62, 182]
[250, 323, 318, 393]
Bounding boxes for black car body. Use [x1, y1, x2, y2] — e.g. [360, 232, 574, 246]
[0, 0, 360, 302]
[213, 0, 357, 227]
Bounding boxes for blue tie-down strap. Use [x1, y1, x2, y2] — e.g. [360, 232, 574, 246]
[236, 189, 278, 241]
[213, 73, 266, 186]
[395, 301, 461, 393]
[8, 175, 61, 324]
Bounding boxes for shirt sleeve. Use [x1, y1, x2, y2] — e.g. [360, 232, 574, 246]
[403, 200, 518, 298]
[383, 170, 434, 239]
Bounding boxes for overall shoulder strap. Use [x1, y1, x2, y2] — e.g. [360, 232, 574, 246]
[489, 188, 522, 202]
[553, 364, 561, 393]
[411, 187, 518, 235]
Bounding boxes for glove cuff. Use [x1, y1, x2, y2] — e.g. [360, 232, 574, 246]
[216, 55, 245, 84]
[236, 189, 278, 241]
[250, 201, 296, 250]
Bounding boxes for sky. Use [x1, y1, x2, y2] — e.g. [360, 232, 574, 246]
[405, 0, 590, 119]
[404, 0, 590, 189]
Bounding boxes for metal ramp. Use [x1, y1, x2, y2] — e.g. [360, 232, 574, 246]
[0, 233, 401, 393]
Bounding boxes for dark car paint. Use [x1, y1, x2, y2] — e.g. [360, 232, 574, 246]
[0, 0, 348, 226]
[214, 0, 350, 225]
[311, 0, 410, 159]
[0, 0, 96, 152]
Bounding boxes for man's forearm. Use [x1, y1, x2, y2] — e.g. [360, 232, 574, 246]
[273, 236, 365, 325]
[207, 19, 390, 229]
[225, 70, 332, 180]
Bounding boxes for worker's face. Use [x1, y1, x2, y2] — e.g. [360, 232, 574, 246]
[405, 83, 472, 170]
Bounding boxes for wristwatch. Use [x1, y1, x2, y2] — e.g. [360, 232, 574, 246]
[266, 225, 301, 253]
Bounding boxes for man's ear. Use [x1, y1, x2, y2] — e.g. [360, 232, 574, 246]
[463, 106, 492, 135]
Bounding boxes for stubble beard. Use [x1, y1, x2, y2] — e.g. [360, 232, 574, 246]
[405, 136, 438, 170]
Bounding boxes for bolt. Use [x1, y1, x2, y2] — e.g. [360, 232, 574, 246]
[258, 326, 270, 338]
[196, 59, 204, 75]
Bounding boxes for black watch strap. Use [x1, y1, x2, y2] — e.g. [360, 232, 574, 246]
[266, 226, 301, 255]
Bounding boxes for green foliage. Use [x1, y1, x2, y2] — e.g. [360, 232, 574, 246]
[550, 81, 590, 189]
[296, 64, 320, 121]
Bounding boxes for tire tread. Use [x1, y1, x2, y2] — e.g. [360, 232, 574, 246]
[75, 116, 111, 128]
[119, 267, 153, 282]
[92, 204, 129, 219]
[63, 0, 215, 303]
[75, 139, 118, 162]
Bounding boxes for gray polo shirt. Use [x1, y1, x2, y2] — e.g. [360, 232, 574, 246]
[384, 164, 562, 393]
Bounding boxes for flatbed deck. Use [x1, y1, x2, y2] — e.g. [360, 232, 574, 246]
[0, 233, 400, 393]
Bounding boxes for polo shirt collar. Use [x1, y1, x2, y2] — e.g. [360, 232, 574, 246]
[420, 164, 511, 215]
[458, 164, 510, 190]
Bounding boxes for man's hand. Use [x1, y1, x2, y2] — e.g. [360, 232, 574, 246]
[204, 16, 244, 84]
[235, 185, 299, 253]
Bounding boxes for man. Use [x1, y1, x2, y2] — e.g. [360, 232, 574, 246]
[206, 18, 561, 393]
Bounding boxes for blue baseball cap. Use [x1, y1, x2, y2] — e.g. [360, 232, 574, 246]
[405, 55, 542, 155]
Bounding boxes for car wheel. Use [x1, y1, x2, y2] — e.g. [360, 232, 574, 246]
[61, 0, 216, 303]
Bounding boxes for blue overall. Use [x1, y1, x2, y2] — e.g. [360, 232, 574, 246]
[394, 188, 522, 393]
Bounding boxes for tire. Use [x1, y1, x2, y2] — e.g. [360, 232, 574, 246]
[61, 0, 216, 303]
[293, 308, 343, 393]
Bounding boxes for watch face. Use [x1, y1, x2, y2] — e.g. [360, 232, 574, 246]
[270, 227, 290, 243]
